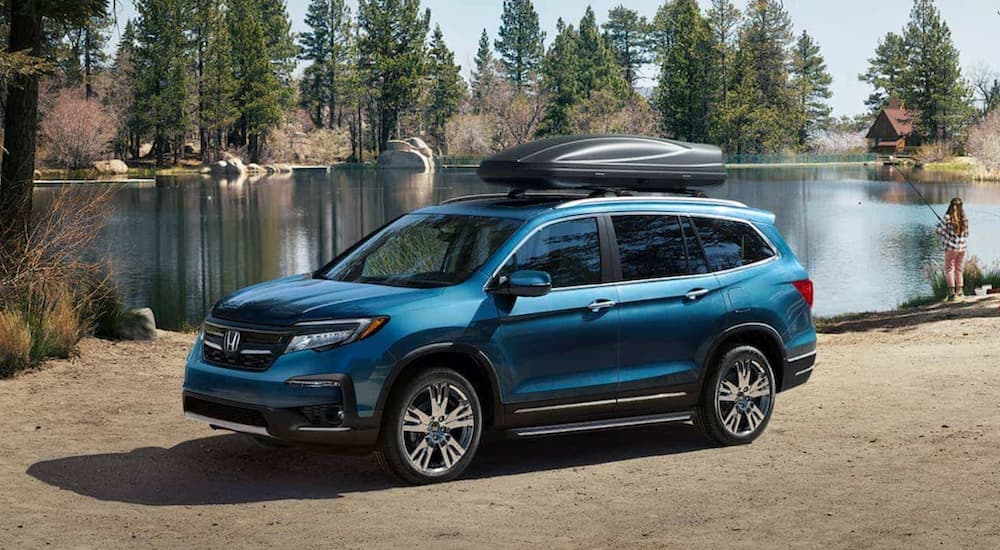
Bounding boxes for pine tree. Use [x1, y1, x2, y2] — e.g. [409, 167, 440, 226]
[899, 0, 971, 140]
[790, 30, 832, 147]
[537, 19, 580, 137]
[495, 0, 545, 91]
[108, 19, 140, 159]
[63, 12, 111, 98]
[229, 0, 283, 161]
[721, 0, 796, 154]
[602, 5, 650, 89]
[300, 0, 353, 129]
[257, 0, 299, 109]
[134, 0, 192, 165]
[425, 25, 464, 152]
[705, 0, 741, 144]
[575, 6, 627, 101]
[859, 32, 907, 112]
[654, 0, 711, 141]
[201, 0, 239, 160]
[357, 0, 430, 152]
[470, 29, 498, 114]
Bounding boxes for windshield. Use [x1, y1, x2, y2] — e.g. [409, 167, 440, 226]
[323, 214, 523, 288]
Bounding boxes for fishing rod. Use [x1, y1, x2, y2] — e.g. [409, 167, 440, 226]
[898, 168, 945, 225]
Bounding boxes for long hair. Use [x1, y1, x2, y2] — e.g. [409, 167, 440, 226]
[946, 197, 968, 236]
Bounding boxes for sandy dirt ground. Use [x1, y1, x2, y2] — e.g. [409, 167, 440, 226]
[2, 297, 1000, 549]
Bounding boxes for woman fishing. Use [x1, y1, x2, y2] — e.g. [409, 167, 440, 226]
[936, 197, 970, 301]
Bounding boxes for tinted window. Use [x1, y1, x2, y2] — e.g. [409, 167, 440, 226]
[612, 215, 689, 280]
[692, 217, 775, 272]
[500, 218, 601, 288]
[325, 214, 521, 287]
[680, 216, 709, 274]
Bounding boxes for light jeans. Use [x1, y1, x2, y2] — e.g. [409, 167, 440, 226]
[944, 249, 966, 291]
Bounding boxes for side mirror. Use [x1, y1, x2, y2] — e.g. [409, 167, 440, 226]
[492, 270, 552, 298]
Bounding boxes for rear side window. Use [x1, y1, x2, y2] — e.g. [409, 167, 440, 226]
[500, 217, 601, 288]
[612, 215, 689, 280]
[692, 217, 775, 272]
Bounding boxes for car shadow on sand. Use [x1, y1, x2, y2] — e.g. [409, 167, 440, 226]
[26, 423, 715, 505]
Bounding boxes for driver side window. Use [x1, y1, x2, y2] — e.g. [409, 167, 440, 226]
[499, 218, 602, 288]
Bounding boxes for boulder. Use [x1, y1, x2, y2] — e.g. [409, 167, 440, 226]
[246, 163, 265, 174]
[211, 155, 247, 176]
[378, 138, 435, 172]
[117, 308, 157, 341]
[92, 159, 129, 174]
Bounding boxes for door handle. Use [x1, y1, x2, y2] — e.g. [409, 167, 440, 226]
[685, 288, 711, 301]
[587, 299, 617, 312]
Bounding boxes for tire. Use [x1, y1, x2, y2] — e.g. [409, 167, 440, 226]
[375, 368, 483, 485]
[695, 345, 777, 446]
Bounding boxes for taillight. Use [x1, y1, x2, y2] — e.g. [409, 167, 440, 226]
[793, 279, 814, 308]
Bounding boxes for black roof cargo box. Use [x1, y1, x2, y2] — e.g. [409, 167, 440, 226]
[477, 134, 726, 191]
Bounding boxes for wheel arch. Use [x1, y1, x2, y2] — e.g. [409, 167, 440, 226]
[375, 343, 504, 430]
[701, 323, 787, 391]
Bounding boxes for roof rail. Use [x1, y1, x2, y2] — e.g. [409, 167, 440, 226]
[439, 190, 591, 205]
[554, 196, 748, 210]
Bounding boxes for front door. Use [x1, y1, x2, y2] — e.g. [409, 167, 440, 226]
[493, 217, 620, 417]
[609, 214, 724, 413]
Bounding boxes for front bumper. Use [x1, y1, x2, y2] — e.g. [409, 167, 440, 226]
[183, 388, 380, 447]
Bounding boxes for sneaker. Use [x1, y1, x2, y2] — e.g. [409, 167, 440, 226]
[946, 294, 956, 302]
[954, 292, 964, 301]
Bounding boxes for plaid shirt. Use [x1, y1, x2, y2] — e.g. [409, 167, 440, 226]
[937, 214, 968, 251]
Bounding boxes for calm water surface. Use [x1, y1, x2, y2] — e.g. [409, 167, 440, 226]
[33, 165, 1000, 330]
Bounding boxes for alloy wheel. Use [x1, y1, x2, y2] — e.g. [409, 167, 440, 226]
[714, 357, 774, 437]
[399, 382, 477, 475]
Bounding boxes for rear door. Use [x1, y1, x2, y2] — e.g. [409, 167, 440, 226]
[610, 214, 725, 412]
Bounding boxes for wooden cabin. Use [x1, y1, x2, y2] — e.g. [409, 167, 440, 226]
[866, 97, 920, 155]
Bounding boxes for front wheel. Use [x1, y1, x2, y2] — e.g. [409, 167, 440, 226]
[695, 345, 776, 446]
[375, 368, 483, 485]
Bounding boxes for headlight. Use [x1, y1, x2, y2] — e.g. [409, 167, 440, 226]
[285, 317, 388, 353]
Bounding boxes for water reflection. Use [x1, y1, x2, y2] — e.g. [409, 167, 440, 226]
[31, 165, 1000, 329]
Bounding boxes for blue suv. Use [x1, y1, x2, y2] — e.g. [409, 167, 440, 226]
[183, 191, 816, 484]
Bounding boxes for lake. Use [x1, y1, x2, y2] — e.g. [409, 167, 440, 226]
[32, 165, 1000, 330]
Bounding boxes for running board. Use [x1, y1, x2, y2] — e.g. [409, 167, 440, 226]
[509, 411, 693, 437]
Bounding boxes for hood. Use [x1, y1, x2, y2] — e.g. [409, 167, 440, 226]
[211, 274, 440, 326]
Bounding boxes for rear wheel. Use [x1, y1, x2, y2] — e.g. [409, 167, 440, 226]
[375, 368, 483, 485]
[695, 345, 776, 446]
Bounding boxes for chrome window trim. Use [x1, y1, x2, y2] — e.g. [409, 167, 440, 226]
[484, 211, 780, 293]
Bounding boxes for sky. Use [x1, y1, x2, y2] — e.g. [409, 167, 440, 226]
[108, 0, 1000, 117]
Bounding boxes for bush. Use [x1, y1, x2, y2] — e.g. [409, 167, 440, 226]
[0, 310, 32, 377]
[810, 130, 867, 154]
[262, 110, 352, 165]
[915, 140, 954, 164]
[0, 185, 121, 378]
[923, 255, 1000, 299]
[967, 109, 1000, 177]
[39, 87, 115, 169]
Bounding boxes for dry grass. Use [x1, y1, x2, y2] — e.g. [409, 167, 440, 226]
[0, 310, 32, 377]
[914, 140, 954, 165]
[0, 185, 121, 377]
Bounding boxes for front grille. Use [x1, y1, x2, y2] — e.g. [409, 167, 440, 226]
[202, 322, 288, 371]
[184, 395, 268, 427]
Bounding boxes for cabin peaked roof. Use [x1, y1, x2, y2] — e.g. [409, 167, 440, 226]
[866, 97, 916, 140]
